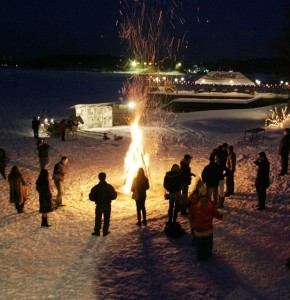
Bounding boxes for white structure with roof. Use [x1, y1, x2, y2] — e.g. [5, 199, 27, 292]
[195, 71, 255, 86]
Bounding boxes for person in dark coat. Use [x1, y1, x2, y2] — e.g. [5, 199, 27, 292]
[89, 172, 117, 236]
[254, 152, 270, 210]
[37, 139, 50, 170]
[201, 154, 220, 206]
[36, 169, 53, 227]
[211, 144, 229, 207]
[8, 166, 27, 213]
[0, 147, 7, 179]
[180, 154, 196, 215]
[225, 145, 237, 197]
[59, 119, 67, 141]
[52, 156, 68, 207]
[131, 168, 150, 226]
[215, 154, 229, 208]
[278, 128, 290, 176]
[163, 164, 182, 224]
[32, 116, 40, 139]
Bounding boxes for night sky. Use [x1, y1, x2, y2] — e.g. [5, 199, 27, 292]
[0, 0, 288, 62]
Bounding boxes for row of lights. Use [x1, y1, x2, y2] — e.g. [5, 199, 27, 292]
[149, 76, 290, 87]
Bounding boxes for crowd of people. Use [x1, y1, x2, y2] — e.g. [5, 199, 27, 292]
[1, 134, 69, 227]
[0, 123, 289, 264]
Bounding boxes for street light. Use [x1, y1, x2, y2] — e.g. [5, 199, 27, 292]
[128, 101, 137, 109]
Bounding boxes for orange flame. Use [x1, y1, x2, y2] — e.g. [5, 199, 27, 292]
[123, 117, 149, 194]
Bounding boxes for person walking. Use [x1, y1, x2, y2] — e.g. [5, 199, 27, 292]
[225, 145, 236, 197]
[8, 166, 27, 213]
[32, 116, 40, 139]
[36, 169, 53, 227]
[0, 147, 7, 179]
[37, 139, 50, 170]
[52, 156, 68, 208]
[59, 119, 67, 141]
[89, 172, 117, 236]
[254, 152, 270, 210]
[278, 128, 290, 176]
[163, 164, 182, 224]
[131, 168, 150, 226]
[180, 154, 196, 215]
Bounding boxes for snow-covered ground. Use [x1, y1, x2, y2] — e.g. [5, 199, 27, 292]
[0, 69, 290, 300]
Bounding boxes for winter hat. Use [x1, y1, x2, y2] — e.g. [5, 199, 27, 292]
[184, 154, 192, 160]
[171, 164, 180, 172]
[195, 178, 207, 196]
[199, 185, 207, 197]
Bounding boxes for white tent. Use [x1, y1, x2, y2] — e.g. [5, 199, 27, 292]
[195, 71, 255, 86]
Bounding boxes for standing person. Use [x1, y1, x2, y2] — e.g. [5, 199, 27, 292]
[37, 139, 50, 170]
[216, 154, 229, 209]
[188, 178, 205, 247]
[189, 190, 227, 261]
[89, 172, 117, 236]
[254, 152, 270, 210]
[164, 164, 182, 224]
[278, 128, 290, 176]
[201, 154, 220, 206]
[225, 145, 237, 197]
[219, 143, 229, 169]
[213, 144, 229, 208]
[0, 147, 7, 179]
[32, 116, 40, 139]
[36, 169, 53, 227]
[59, 119, 67, 141]
[8, 166, 27, 213]
[131, 168, 150, 226]
[180, 154, 196, 215]
[52, 156, 68, 208]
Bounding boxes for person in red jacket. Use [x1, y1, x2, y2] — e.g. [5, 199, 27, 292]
[189, 184, 227, 261]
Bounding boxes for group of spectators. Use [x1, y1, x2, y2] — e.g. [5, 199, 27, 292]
[0, 120, 289, 263]
[161, 128, 290, 261]
[0, 136, 69, 227]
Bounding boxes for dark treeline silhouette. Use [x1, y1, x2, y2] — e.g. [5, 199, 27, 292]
[2, 54, 290, 75]
[29, 54, 123, 71]
[194, 58, 290, 76]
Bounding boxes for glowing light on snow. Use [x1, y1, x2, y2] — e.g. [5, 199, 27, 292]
[265, 105, 289, 128]
[123, 117, 149, 194]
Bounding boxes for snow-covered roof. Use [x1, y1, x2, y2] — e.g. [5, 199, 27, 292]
[195, 71, 255, 86]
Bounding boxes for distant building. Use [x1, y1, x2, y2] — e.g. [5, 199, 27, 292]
[71, 103, 133, 129]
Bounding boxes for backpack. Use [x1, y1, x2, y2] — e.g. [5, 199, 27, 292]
[164, 221, 185, 239]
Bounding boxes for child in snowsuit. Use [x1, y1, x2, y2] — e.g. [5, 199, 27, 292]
[189, 186, 227, 261]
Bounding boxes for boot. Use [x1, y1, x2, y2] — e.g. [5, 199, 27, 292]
[218, 197, 224, 208]
[41, 216, 51, 228]
[136, 210, 141, 226]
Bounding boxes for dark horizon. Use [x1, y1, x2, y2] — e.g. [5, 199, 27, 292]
[1, 0, 289, 63]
